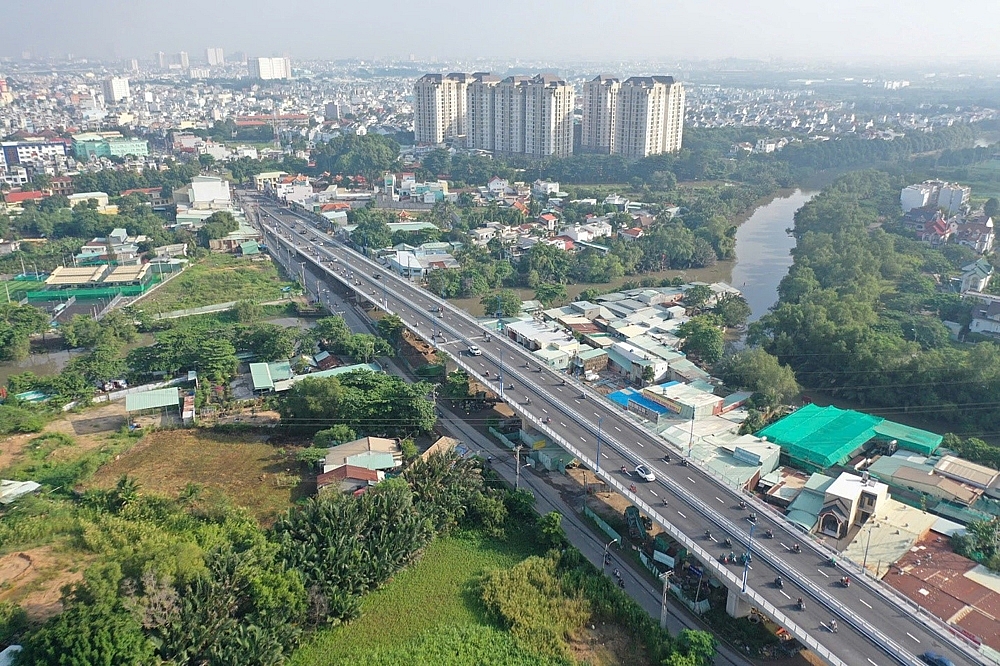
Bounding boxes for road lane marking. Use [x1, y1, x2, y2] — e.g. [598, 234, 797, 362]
[650, 490, 658, 497]
[601, 452, 608, 459]
[818, 569, 829, 578]
[637, 441, 644, 447]
[542, 408, 548, 413]
[779, 590, 790, 599]
[560, 422, 567, 428]
[614, 426, 621, 431]
[715, 497, 725, 504]
[710, 536, 717, 542]
[555, 387, 562, 391]
[687, 476, 696, 484]
[580, 437, 587, 442]
[906, 632, 920, 643]
[595, 412, 600, 417]
[860, 599, 872, 609]
[677, 511, 686, 518]
[867, 660, 878, 666]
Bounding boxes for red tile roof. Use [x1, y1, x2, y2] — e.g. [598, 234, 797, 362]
[317, 464, 379, 488]
[3, 191, 45, 204]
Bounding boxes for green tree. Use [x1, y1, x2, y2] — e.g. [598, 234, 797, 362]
[313, 424, 356, 448]
[718, 348, 799, 407]
[377, 314, 406, 345]
[676, 316, 724, 365]
[232, 299, 264, 324]
[534, 283, 568, 307]
[984, 197, 999, 219]
[195, 338, 238, 382]
[481, 289, 522, 318]
[196, 211, 239, 248]
[683, 285, 713, 310]
[537, 511, 567, 550]
[712, 293, 752, 328]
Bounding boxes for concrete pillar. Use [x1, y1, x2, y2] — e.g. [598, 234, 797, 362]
[726, 588, 751, 618]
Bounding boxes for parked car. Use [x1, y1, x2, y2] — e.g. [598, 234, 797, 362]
[635, 464, 656, 482]
[919, 653, 955, 666]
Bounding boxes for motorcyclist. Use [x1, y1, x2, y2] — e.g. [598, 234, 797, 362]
[793, 543, 801, 553]
[739, 500, 747, 509]
[830, 619, 838, 633]
[797, 598, 805, 610]
[663, 498, 668, 506]
[775, 576, 783, 588]
[629, 484, 637, 492]
[724, 538, 732, 548]
[765, 529, 774, 538]
[705, 530, 712, 539]
[841, 576, 850, 587]
[620, 465, 628, 474]
[613, 568, 620, 578]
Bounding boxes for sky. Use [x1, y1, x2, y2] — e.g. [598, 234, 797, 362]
[5, 0, 1000, 63]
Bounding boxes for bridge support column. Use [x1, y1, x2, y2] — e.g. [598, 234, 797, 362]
[726, 588, 751, 618]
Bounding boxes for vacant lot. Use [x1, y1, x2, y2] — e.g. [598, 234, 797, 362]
[87, 428, 309, 522]
[140, 254, 296, 312]
[289, 532, 539, 665]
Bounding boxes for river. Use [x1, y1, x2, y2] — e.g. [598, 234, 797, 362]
[730, 189, 817, 322]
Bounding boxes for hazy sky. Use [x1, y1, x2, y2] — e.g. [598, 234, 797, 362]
[6, 0, 1000, 63]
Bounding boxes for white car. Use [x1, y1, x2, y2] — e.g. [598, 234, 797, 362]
[635, 465, 656, 482]
[468, 345, 482, 356]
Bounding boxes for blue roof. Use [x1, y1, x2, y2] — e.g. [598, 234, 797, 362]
[607, 388, 640, 407]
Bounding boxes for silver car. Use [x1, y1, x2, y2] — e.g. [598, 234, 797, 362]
[635, 465, 656, 482]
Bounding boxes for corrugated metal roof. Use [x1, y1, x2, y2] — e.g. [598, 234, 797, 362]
[249, 363, 274, 391]
[125, 387, 179, 412]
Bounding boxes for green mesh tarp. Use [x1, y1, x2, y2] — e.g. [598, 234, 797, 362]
[872, 421, 942, 455]
[757, 403, 882, 470]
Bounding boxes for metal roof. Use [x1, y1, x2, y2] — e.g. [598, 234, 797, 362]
[125, 387, 179, 412]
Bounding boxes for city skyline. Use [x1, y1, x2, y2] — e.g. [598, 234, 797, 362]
[6, 0, 1000, 63]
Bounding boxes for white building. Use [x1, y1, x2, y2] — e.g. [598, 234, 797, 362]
[466, 72, 500, 151]
[413, 73, 470, 145]
[102, 77, 130, 103]
[206, 47, 224, 66]
[533, 179, 560, 196]
[900, 180, 971, 214]
[249, 57, 292, 80]
[172, 175, 232, 210]
[581, 75, 619, 154]
[613, 76, 686, 158]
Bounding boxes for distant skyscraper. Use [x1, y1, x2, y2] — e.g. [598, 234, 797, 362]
[324, 102, 341, 121]
[581, 75, 620, 154]
[413, 73, 470, 145]
[177, 51, 190, 68]
[206, 48, 224, 66]
[128, 59, 139, 73]
[102, 77, 131, 103]
[249, 57, 292, 80]
[156, 51, 167, 69]
[613, 76, 685, 157]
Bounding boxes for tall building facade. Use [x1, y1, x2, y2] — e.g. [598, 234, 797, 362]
[613, 76, 685, 158]
[413, 73, 470, 145]
[581, 75, 620, 154]
[249, 57, 292, 80]
[466, 73, 500, 151]
[416, 72, 573, 158]
[102, 77, 130, 103]
[178, 51, 190, 69]
[206, 48, 225, 66]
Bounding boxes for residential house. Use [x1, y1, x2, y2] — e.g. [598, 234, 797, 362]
[956, 215, 995, 255]
[532, 179, 560, 196]
[487, 176, 510, 195]
[619, 227, 644, 241]
[317, 465, 383, 495]
[816, 472, 888, 539]
[960, 258, 993, 293]
[322, 436, 402, 472]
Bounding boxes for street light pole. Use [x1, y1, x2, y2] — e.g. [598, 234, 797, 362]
[863, 522, 874, 573]
[514, 444, 523, 490]
[659, 570, 673, 630]
[602, 537, 618, 568]
[742, 522, 755, 594]
[498, 348, 504, 399]
[596, 416, 604, 473]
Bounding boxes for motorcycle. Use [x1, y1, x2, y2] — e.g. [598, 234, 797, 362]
[704, 530, 712, 539]
[723, 538, 732, 548]
[775, 577, 783, 589]
[830, 620, 838, 633]
[765, 529, 774, 539]
[618, 578, 625, 589]
[797, 598, 805, 611]
[840, 576, 850, 588]
[663, 454, 671, 463]
[748, 512, 757, 523]
[620, 465, 628, 474]
[629, 484, 637, 493]
[792, 544, 801, 553]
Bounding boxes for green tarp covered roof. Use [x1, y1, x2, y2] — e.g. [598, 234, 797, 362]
[757, 404, 882, 469]
[872, 421, 942, 455]
[125, 387, 179, 412]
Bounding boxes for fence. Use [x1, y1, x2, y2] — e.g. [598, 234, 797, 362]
[583, 505, 623, 545]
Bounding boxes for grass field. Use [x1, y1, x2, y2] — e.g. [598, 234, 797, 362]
[0, 279, 47, 302]
[289, 530, 541, 665]
[139, 254, 297, 313]
[86, 428, 310, 522]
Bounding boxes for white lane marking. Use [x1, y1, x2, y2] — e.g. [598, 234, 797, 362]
[867, 660, 878, 666]
[715, 497, 725, 504]
[818, 569, 829, 578]
[554, 387, 562, 391]
[601, 452, 608, 459]
[580, 436, 587, 442]
[594, 412, 600, 417]
[650, 490, 658, 497]
[687, 476, 696, 484]
[906, 632, 920, 643]
[637, 441, 644, 447]
[780, 542, 789, 550]
[677, 511, 686, 518]
[860, 599, 872, 609]
[542, 408, 548, 414]
[710, 536, 717, 542]
[560, 422, 567, 428]
[614, 426, 621, 432]
[779, 590, 790, 599]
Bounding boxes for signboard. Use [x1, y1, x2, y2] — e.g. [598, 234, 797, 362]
[733, 447, 761, 466]
[653, 550, 675, 567]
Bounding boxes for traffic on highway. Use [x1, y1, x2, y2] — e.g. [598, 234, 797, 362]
[242, 190, 978, 666]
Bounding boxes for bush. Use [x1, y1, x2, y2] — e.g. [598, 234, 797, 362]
[0, 405, 48, 435]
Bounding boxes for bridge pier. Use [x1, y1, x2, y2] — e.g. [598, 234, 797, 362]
[726, 588, 752, 619]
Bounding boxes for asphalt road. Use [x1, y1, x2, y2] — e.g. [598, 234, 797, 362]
[244, 192, 980, 666]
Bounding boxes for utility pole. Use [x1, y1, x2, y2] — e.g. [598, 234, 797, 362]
[514, 444, 523, 490]
[602, 537, 618, 569]
[596, 416, 604, 472]
[742, 522, 755, 594]
[659, 570, 673, 629]
[687, 412, 695, 459]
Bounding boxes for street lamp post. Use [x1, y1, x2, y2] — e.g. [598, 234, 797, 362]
[514, 445, 523, 490]
[498, 348, 504, 398]
[602, 537, 618, 568]
[742, 522, 755, 594]
[863, 522, 875, 573]
[596, 416, 604, 473]
[659, 570, 673, 630]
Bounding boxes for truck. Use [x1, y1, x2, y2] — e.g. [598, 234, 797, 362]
[624, 506, 647, 541]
